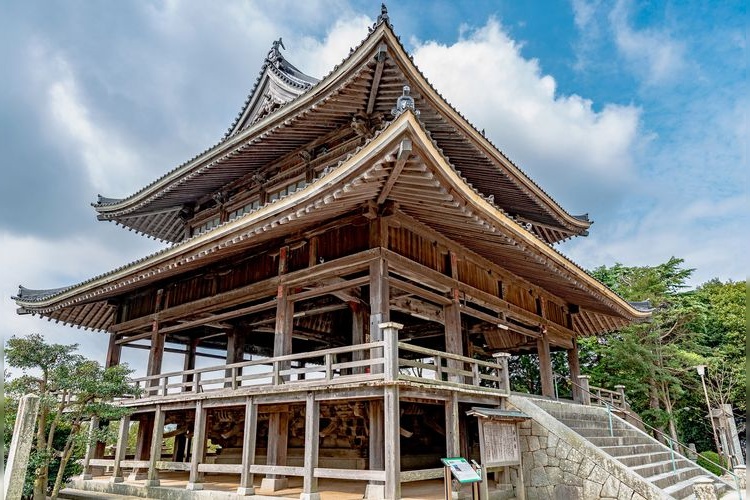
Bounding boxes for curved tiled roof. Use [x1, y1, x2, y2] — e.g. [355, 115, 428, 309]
[92, 10, 591, 245]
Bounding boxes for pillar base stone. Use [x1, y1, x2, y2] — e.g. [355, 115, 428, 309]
[186, 482, 204, 491]
[237, 486, 255, 495]
[364, 483, 385, 499]
[261, 477, 288, 491]
[80, 474, 93, 480]
[144, 479, 160, 487]
[110, 477, 124, 484]
[300, 493, 321, 500]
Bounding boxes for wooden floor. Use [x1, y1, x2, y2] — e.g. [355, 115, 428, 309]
[84, 472, 449, 499]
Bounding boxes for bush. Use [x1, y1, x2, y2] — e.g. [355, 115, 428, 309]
[697, 451, 727, 476]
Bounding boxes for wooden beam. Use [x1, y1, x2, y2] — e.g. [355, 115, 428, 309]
[377, 139, 412, 205]
[187, 401, 206, 490]
[301, 392, 320, 498]
[366, 44, 387, 115]
[287, 276, 369, 302]
[237, 398, 258, 495]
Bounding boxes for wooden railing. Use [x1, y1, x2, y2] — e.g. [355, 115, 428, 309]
[573, 376, 628, 410]
[130, 342, 386, 398]
[126, 324, 511, 401]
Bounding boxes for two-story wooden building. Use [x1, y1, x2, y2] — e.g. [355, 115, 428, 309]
[14, 7, 649, 499]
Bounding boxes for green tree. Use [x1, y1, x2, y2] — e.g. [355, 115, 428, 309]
[5, 334, 139, 499]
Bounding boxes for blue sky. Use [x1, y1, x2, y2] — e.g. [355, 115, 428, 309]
[0, 1, 746, 370]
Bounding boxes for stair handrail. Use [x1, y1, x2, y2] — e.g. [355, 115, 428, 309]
[568, 378, 740, 491]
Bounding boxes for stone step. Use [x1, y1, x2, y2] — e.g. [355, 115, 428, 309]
[631, 458, 694, 479]
[569, 427, 644, 439]
[600, 443, 666, 456]
[586, 435, 655, 447]
[616, 451, 673, 467]
[558, 418, 631, 431]
[646, 466, 704, 489]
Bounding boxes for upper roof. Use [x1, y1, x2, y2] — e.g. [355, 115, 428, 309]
[15, 110, 649, 337]
[92, 8, 591, 245]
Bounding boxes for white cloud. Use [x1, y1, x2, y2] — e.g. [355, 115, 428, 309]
[27, 42, 147, 196]
[293, 15, 375, 78]
[609, 0, 686, 86]
[410, 19, 642, 212]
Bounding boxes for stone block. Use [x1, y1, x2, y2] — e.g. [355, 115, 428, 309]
[589, 466, 609, 485]
[561, 457, 577, 473]
[528, 436, 541, 452]
[539, 435, 548, 449]
[617, 483, 634, 500]
[548, 456, 560, 467]
[556, 442, 572, 458]
[566, 448, 583, 464]
[533, 450, 548, 467]
[577, 457, 596, 477]
[631, 494, 646, 500]
[546, 466, 563, 485]
[531, 420, 546, 436]
[529, 467, 549, 487]
[601, 475, 620, 497]
[519, 426, 531, 436]
[547, 432, 559, 450]
[583, 479, 602, 498]
[562, 471, 581, 486]
[554, 484, 581, 499]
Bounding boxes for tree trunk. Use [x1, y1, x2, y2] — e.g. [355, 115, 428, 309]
[661, 380, 679, 442]
[50, 422, 80, 499]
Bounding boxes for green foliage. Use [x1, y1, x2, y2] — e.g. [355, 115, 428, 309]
[697, 451, 728, 476]
[5, 334, 139, 499]
[581, 259, 743, 454]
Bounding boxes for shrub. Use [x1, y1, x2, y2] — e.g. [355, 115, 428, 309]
[697, 451, 727, 476]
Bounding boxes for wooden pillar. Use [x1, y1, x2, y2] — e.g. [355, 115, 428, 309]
[127, 414, 153, 481]
[146, 324, 165, 394]
[301, 392, 321, 500]
[183, 337, 199, 393]
[493, 352, 511, 394]
[224, 329, 244, 388]
[384, 385, 401, 499]
[368, 257, 389, 374]
[173, 434, 187, 462]
[264, 246, 293, 491]
[145, 407, 165, 486]
[577, 375, 591, 405]
[187, 402, 207, 490]
[445, 252, 464, 383]
[351, 303, 365, 374]
[105, 332, 121, 368]
[237, 397, 258, 495]
[445, 392, 460, 457]
[567, 337, 581, 402]
[536, 332, 554, 397]
[110, 416, 130, 483]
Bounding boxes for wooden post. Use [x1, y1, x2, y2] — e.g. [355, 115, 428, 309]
[445, 392, 460, 457]
[187, 402, 207, 490]
[238, 397, 258, 495]
[261, 409, 289, 491]
[577, 375, 591, 405]
[351, 303, 365, 374]
[445, 252, 463, 383]
[224, 329, 244, 388]
[365, 399, 385, 499]
[536, 332, 554, 397]
[146, 407, 165, 486]
[146, 324, 165, 394]
[567, 337, 581, 402]
[381, 322, 402, 382]
[183, 337, 199, 392]
[301, 392, 321, 500]
[369, 257, 389, 374]
[384, 385, 401, 500]
[80, 416, 99, 479]
[105, 332, 121, 368]
[493, 352, 511, 394]
[128, 414, 153, 481]
[110, 416, 130, 483]
[263, 247, 293, 491]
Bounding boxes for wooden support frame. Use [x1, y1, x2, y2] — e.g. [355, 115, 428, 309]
[145, 406, 165, 486]
[187, 401, 207, 490]
[301, 392, 321, 500]
[237, 397, 258, 495]
[110, 416, 130, 483]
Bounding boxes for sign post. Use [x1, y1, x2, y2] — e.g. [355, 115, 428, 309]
[441, 457, 482, 500]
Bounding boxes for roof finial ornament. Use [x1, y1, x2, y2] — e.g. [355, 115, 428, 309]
[391, 85, 419, 118]
[378, 3, 389, 23]
[268, 37, 285, 65]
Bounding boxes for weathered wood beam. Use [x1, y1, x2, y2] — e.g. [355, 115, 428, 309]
[366, 44, 388, 115]
[390, 295, 444, 324]
[377, 140, 412, 205]
[287, 276, 369, 303]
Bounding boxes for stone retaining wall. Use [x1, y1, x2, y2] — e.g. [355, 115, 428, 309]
[508, 396, 670, 500]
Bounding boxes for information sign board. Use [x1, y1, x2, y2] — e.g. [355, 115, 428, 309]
[440, 457, 481, 483]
